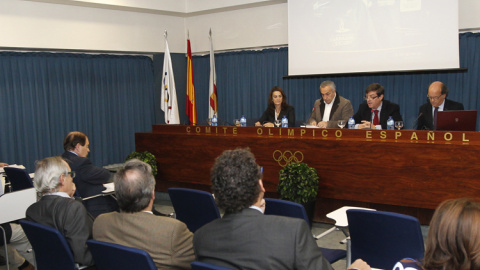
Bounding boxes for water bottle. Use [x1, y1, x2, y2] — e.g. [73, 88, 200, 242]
[387, 116, 394, 130]
[281, 115, 288, 128]
[211, 114, 218, 126]
[348, 116, 355, 129]
[240, 115, 247, 127]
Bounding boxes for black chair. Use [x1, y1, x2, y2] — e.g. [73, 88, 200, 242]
[347, 209, 425, 270]
[168, 188, 221, 232]
[264, 198, 347, 264]
[87, 240, 156, 270]
[4, 167, 33, 191]
[191, 261, 235, 270]
[19, 220, 79, 270]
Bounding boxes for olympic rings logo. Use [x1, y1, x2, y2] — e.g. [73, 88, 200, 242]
[273, 150, 304, 167]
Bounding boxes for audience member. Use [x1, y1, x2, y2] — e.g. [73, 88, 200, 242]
[308, 80, 354, 128]
[0, 223, 34, 270]
[26, 156, 95, 268]
[61, 131, 117, 218]
[394, 198, 480, 270]
[255, 86, 295, 127]
[416, 81, 464, 130]
[93, 159, 195, 269]
[194, 148, 370, 270]
[0, 162, 8, 167]
[353, 83, 402, 129]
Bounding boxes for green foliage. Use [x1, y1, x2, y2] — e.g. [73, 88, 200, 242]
[278, 162, 319, 204]
[125, 151, 158, 176]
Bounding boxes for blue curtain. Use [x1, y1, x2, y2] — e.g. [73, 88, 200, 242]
[192, 33, 480, 129]
[0, 52, 155, 171]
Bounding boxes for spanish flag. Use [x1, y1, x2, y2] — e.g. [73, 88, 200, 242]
[186, 39, 197, 125]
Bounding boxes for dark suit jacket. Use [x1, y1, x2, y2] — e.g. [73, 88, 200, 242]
[26, 195, 94, 266]
[416, 99, 464, 130]
[61, 151, 111, 198]
[353, 100, 403, 129]
[257, 105, 295, 127]
[308, 94, 354, 128]
[194, 208, 333, 270]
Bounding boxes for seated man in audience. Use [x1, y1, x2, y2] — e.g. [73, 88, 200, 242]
[353, 83, 403, 129]
[93, 159, 195, 269]
[416, 81, 464, 130]
[308, 80, 354, 128]
[61, 131, 118, 217]
[26, 156, 95, 268]
[194, 148, 370, 270]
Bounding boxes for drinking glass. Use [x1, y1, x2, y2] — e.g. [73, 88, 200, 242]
[234, 119, 240, 127]
[395, 121, 404, 130]
[337, 120, 346, 129]
[274, 119, 281, 127]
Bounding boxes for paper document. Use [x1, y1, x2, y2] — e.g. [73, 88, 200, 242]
[103, 182, 115, 193]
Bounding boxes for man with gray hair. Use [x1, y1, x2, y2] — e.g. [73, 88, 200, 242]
[26, 156, 95, 268]
[308, 80, 354, 128]
[93, 159, 195, 269]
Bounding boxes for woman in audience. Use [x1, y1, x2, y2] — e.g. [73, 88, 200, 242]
[394, 198, 480, 270]
[255, 86, 295, 127]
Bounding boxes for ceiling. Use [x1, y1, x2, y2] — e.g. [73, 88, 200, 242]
[25, 0, 287, 17]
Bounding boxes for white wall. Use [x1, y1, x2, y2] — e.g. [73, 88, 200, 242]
[0, 0, 479, 54]
[0, 0, 185, 53]
[186, 3, 287, 53]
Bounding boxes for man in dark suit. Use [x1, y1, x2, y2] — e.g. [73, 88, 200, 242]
[26, 156, 95, 268]
[61, 131, 117, 218]
[416, 81, 464, 130]
[308, 80, 354, 128]
[194, 148, 370, 270]
[353, 83, 403, 129]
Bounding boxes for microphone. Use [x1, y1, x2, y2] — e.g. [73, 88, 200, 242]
[412, 112, 424, 130]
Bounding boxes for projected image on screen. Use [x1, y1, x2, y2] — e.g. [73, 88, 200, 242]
[288, 0, 459, 76]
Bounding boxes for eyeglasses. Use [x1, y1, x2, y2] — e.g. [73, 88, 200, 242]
[364, 96, 379, 101]
[66, 171, 76, 178]
[427, 94, 444, 100]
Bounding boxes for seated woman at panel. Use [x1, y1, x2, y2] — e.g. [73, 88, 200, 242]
[255, 86, 295, 127]
[393, 198, 480, 270]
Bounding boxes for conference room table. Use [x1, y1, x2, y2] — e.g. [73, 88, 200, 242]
[135, 124, 480, 224]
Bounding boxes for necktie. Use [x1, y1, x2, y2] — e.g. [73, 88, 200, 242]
[433, 107, 439, 130]
[372, 110, 379, 126]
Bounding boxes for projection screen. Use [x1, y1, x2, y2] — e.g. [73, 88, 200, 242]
[288, 0, 459, 76]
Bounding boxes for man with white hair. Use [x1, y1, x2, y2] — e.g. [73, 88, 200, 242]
[26, 156, 95, 268]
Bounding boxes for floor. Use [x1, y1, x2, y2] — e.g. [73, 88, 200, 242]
[154, 192, 430, 270]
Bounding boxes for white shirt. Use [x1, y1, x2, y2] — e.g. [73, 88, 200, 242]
[45, 191, 73, 199]
[249, 205, 264, 213]
[322, 93, 337, 122]
[432, 99, 446, 115]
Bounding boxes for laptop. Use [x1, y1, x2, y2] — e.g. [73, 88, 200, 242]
[436, 110, 477, 131]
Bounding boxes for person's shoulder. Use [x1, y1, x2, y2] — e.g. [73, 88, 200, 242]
[338, 95, 352, 103]
[384, 99, 400, 108]
[419, 102, 430, 110]
[446, 99, 464, 108]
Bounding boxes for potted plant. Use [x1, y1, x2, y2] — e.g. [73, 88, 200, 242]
[125, 151, 158, 176]
[278, 162, 319, 223]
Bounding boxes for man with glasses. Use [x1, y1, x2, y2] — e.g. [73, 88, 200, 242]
[62, 131, 118, 217]
[26, 156, 95, 269]
[353, 83, 403, 129]
[416, 81, 464, 130]
[308, 80, 354, 128]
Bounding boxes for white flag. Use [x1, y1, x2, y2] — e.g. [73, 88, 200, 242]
[160, 35, 180, 124]
[208, 29, 218, 119]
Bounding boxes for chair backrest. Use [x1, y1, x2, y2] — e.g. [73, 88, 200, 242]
[264, 198, 310, 227]
[191, 261, 235, 270]
[87, 240, 156, 270]
[347, 209, 425, 270]
[168, 188, 221, 232]
[19, 220, 77, 270]
[4, 167, 33, 191]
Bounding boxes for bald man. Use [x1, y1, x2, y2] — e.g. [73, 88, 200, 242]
[416, 81, 464, 130]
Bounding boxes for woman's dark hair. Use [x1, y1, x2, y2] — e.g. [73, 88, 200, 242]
[267, 86, 289, 114]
